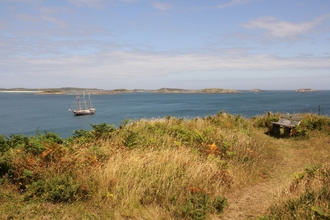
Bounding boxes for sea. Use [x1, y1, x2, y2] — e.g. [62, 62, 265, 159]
[1, 91, 330, 139]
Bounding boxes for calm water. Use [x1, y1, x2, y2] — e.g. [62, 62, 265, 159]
[1, 91, 330, 138]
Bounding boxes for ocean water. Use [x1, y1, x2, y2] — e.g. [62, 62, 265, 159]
[1, 91, 330, 138]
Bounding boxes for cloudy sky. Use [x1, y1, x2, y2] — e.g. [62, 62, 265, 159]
[1, 0, 330, 90]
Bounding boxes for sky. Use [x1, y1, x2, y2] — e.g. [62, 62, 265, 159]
[1, 0, 330, 90]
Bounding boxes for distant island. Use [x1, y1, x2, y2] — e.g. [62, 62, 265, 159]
[153, 88, 241, 94]
[249, 88, 265, 93]
[0, 87, 242, 95]
[296, 88, 319, 93]
[2, 87, 322, 94]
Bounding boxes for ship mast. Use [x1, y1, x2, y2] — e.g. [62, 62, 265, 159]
[88, 93, 92, 109]
[83, 92, 87, 110]
[77, 95, 81, 111]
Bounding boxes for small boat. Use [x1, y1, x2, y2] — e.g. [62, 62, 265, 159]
[69, 92, 96, 116]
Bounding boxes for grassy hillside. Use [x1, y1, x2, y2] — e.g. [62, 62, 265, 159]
[0, 112, 329, 219]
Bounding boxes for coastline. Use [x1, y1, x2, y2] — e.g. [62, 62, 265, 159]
[0, 90, 43, 93]
[0, 88, 243, 95]
[1, 87, 325, 95]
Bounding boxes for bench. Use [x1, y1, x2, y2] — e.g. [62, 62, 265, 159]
[270, 114, 303, 137]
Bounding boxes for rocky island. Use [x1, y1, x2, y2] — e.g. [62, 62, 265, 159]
[153, 88, 241, 94]
[249, 88, 265, 93]
[296, 88, 319, 93]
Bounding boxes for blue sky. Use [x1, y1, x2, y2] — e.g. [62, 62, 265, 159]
[1, 0, 330, 90]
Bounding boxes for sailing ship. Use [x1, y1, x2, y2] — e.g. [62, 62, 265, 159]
[69, 92, 96, 116]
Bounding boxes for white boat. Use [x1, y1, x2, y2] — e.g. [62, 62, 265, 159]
[69, 92, 96, 116]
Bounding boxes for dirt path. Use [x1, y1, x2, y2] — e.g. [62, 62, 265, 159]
[216, 139, 304, 220]
[219, 177, 291, 219]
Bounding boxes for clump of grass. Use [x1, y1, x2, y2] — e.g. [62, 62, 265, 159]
[252, 112, 281, 128]
[94, 147, 231, 218]
[299, 113, 330, 133]
[261, 163, 330, 220]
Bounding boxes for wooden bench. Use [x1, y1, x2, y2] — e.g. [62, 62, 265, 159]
[270, 114, 303, 137]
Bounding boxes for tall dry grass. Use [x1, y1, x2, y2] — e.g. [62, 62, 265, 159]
[1, 112, 329, 219]
[262, 162, 330, 220]
[94, 147, 231, 218]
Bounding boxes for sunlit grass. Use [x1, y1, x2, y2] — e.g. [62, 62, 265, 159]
[1, 112, 330, 219]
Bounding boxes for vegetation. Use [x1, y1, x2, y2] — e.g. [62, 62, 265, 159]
[0, 112, 330, 219]
[260, 163, 330, 220]
[200, 88, 241, 94]
[113, 89, 130, 92]
[40, 89, 65, 94]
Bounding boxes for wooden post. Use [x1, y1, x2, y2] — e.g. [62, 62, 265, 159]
[318, 105, 321, 115]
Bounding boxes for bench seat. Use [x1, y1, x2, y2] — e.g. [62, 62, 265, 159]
[270, 115, 302, 137]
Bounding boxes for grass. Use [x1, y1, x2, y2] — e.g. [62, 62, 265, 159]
[1, 112, 330, 219]
[260, 162, 330, 220]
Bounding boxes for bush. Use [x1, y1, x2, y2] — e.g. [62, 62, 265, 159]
[300, 114, 330, 133]
[179, 192, 228, 220]
[180, 192, 211, 220]
[90, 123, 116, 140]
[0, 135, 10, 153]
[252, 112, 280, 128]
[26, 174, 81, 203]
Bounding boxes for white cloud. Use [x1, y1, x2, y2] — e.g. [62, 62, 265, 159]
[2, 51, 330, 89]
[66, 0, 106, 8]
[0, 0, 43, 3]
[66, 0, 140, 8]
[4, 51, 330, 80]
[243, 14, 330, 39]
[151, 1, 171, 11]
[120, 0, 140, 3]
[217, 0, 260, 9]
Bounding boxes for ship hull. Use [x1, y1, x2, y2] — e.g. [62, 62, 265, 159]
[73, 108, 96, 116]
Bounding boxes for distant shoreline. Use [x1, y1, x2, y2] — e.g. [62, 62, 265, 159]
[0, 88, 243, 95]
[0, 87, 324, 95]
[0, 90, 43, 93]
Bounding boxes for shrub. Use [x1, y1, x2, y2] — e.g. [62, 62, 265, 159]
[179, 192, 227, 220]
[26, 174, 81, 203]
[300, 114, 330, 133]
[0, 152, 14, 180]
[252, 112, 280, 128]
[180, 191, 211, 220]
[0, 135, 10, 153]
[90, 123, 116, 140]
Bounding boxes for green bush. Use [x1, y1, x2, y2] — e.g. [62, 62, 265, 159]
[24, 136, 46, 155]
[180, 192, 211, 220]
[90, 123, 116, 140]
[300, 114, 330, 132]
[212, 196, 228, 213]
[7, 134, 29, 149]
[179, 192, 228, 220]
[0, 135, 10, 153]
[0, 152, 14, 180]
[252, 112, 280, 128]
[26, 174, 81, 203]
